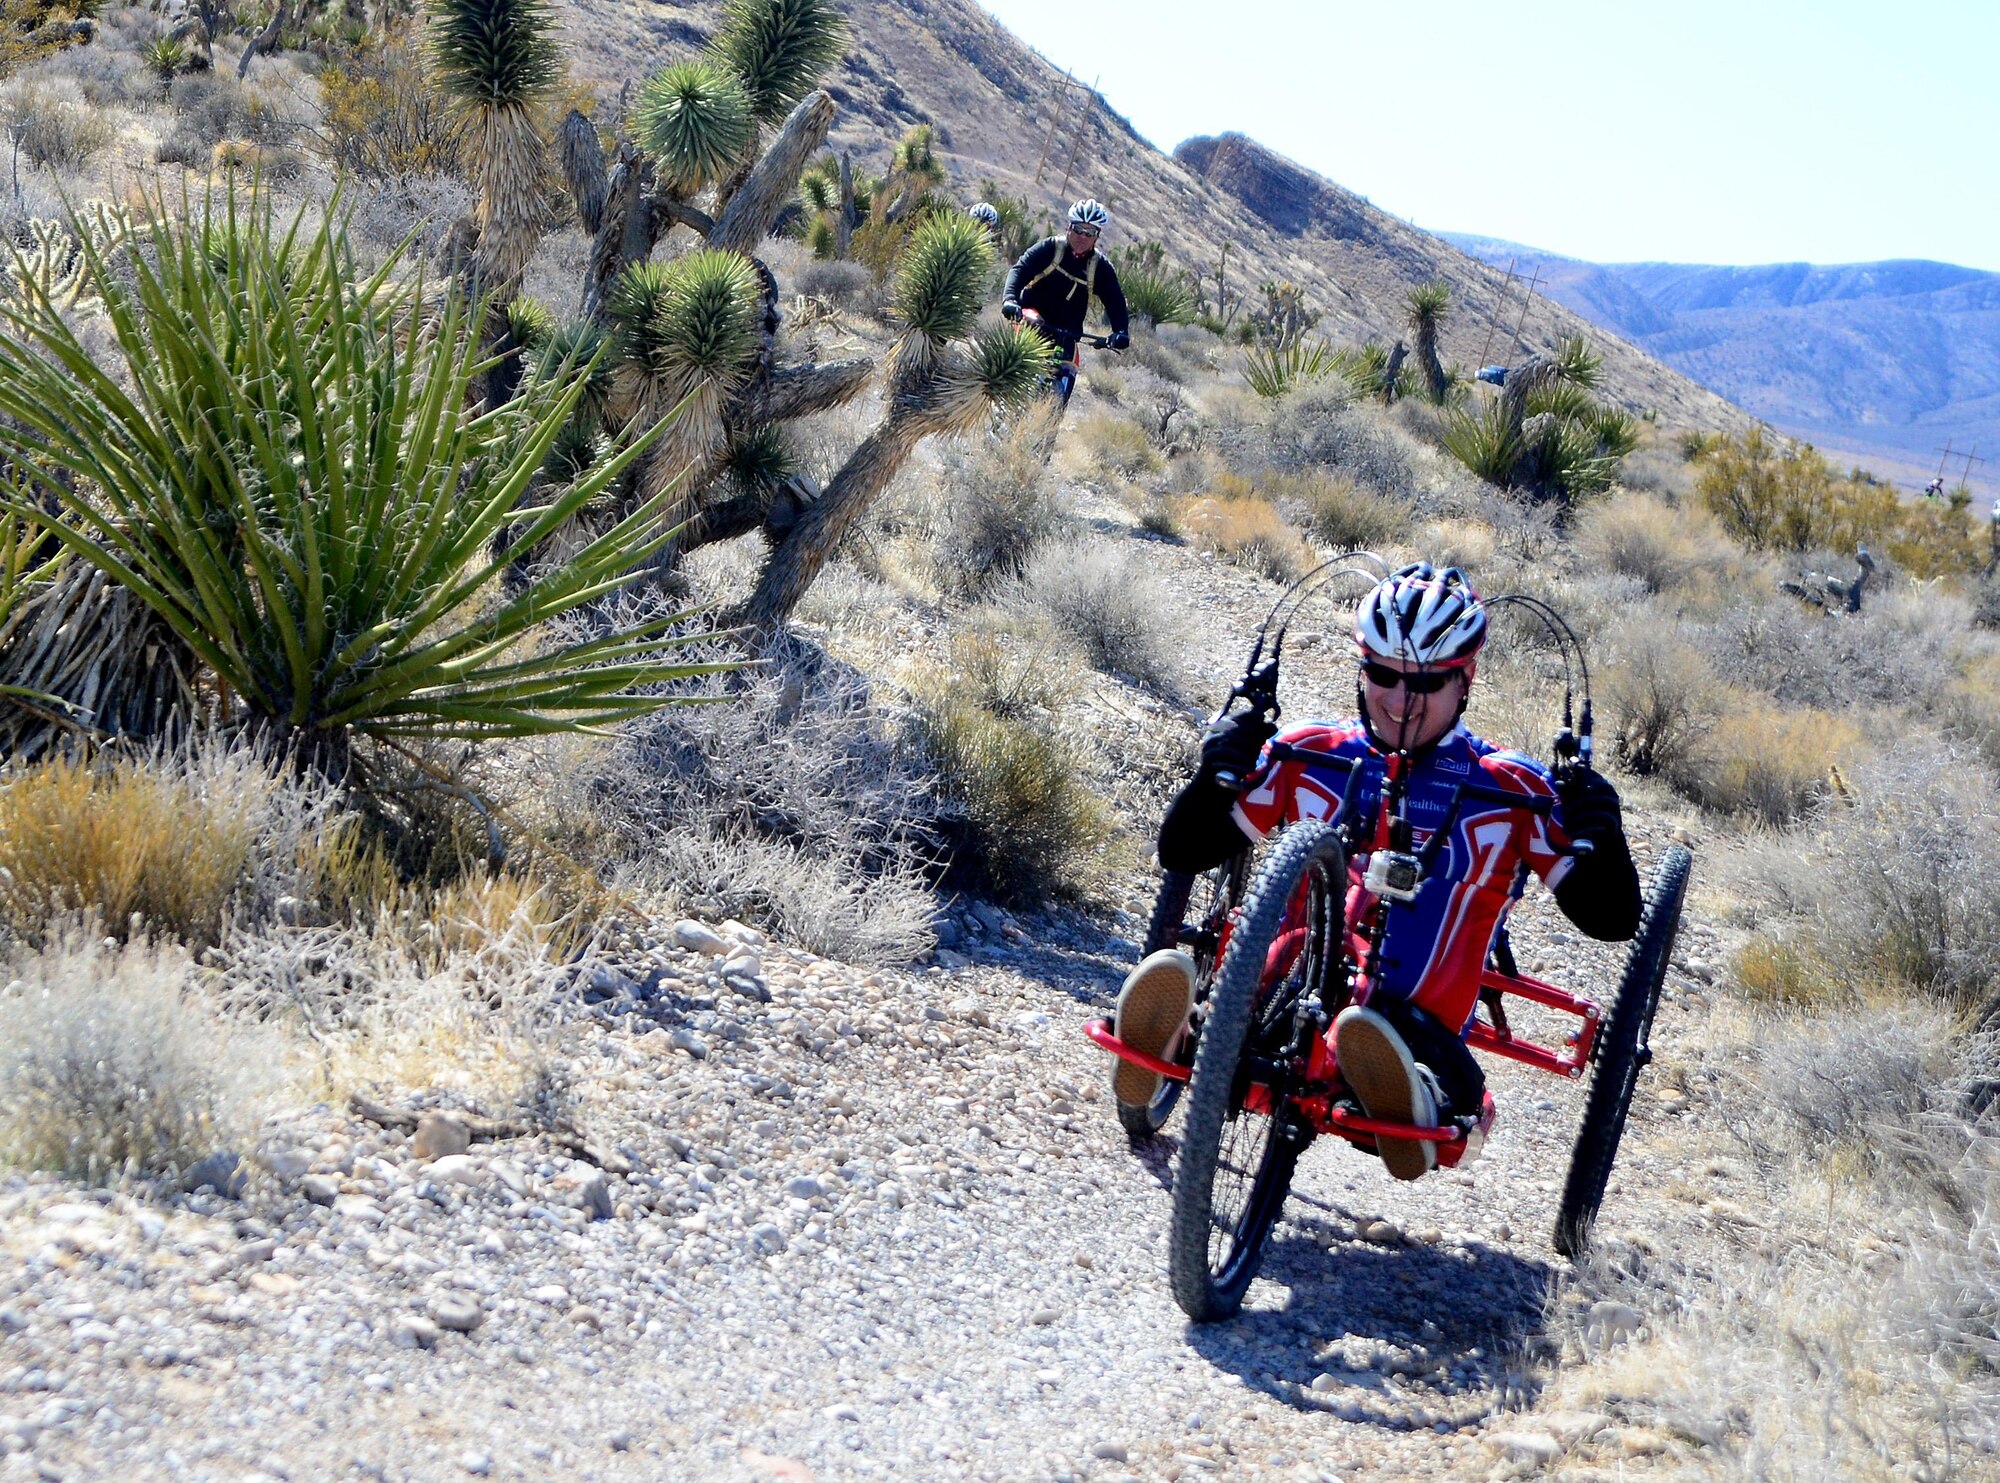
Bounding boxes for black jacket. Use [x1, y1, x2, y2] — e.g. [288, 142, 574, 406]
[1003, 237, 1129, 340]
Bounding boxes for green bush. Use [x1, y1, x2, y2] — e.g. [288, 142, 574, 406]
[914, 676, 1115, 905]
[1112, 240, 1195, 328]
[0, 188, 725, 771]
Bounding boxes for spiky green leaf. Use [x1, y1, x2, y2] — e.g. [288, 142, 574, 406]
[633, 59, 754, 195]
[712, 0, 846, 124]
[428, 0, 562, 108]
[892, 210, 993, 348]
[0, 184, 725, 744]
[1403, 278, 1450, 334]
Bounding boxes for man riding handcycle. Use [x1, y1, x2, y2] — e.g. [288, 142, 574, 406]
[1084, 560, 1692, 1319]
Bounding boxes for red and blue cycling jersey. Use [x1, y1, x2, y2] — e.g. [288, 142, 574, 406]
[1231, 720, 1577, 1035]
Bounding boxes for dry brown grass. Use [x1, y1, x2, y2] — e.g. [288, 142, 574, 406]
[1069, 410, 1162, 479]
[1667, 692, 1859, 825]
[1176, 493, 1313, 582]
[1575, 490, 1733, 597]
[0, 751, 263, 946]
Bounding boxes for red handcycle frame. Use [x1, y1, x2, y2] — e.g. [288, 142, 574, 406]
[1085, 744, 1606, 1168]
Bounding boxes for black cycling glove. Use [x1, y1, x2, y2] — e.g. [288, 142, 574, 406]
[1001, 300, 1021, 321]
[1108, 329, 1130, 351]
[1198, 709, 1277, 789]
[1555, 767, 1623, 851]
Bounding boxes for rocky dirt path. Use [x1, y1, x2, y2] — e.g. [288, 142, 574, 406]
[0, 863, 1729, 1483]
[0, 480, 1743, 1483]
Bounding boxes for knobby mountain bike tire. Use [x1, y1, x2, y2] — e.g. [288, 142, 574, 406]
[1169, 822, 1343, 1321]
[1552, 843, 1693, 1258]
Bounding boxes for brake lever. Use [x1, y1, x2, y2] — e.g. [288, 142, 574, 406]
[1210, 659, 1283, 790]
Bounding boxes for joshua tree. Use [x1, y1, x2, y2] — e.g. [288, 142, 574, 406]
[428, 0, 562, 303]
[1404, 278, 1451, 404]
[738, 213, 1055, 636]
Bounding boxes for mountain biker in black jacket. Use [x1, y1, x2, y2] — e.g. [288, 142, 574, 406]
[1002, 198, 1131, 354]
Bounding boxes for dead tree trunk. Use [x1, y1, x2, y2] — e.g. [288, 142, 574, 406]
[836, 151, 855, 258]
[1381, 340, 1407, 404]
[558, 110, 608, 237]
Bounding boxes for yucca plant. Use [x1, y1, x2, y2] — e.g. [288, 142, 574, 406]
[0, 189, 729, 770]
[632, 59, 753, 197]
[428, 0, 562, 300]
[1244, 338, 1339, 399]
[1445, 332, 1633, 506]
[141, 33, 186, 84]
[1404, 279, 1451, 404]
[1115, 241, 1195, 328]
[712, 0, 846, 125]
[1440, 399, 1525, 487]
[742, 213, 1055, 632]
[605, 248, 765, 483]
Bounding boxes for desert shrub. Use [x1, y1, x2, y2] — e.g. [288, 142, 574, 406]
[0, 743, 360, 948]
[794, 256, 871, 307]
[0, 933, 284, 1183]
[927, 436, 1061, 597]
[1010, 539, 1179, 694]
[586, 649, 941, 964]
[1576, 491, 1728, 594]
[1177, 494, 1312, 582]
[155, 130, 203, 167]
[911, 680, 1115, 906]
[1692, 590, 1954, 715]
[2, 81, 114, 168]
[1112, 240, 1195, 328]
[1135, 494, 1180, 539]
[1071, 411, 1161, 478]
[1255, 386, 1414, 496]
[345, 170, 477, 259]
[1698, 426, 1983, 576]
[1599, 624, 1719, 777]
[311, 35, 468, 176]
[1287, 469, 1412, 552]
[1665, 692, 1856, 824]
[628, 829, 935, 967]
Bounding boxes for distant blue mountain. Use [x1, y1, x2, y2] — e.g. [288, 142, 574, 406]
[1441, 234, 2000, 484]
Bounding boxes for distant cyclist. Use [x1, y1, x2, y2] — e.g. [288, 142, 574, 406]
[1002, 199, 1131, 360]
[967, 201, 1001, 243]
[1112, 564, 1642, 1178]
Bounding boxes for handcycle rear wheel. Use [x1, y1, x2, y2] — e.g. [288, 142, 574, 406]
[1553, 843, 1693, 1257]
[1169, 821, 1345, 1322]
[1118, 851, 1252, 1140]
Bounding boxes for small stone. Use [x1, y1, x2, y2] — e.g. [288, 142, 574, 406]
[567, 1305, 603, 1329]
[257, 1145, 312, 1181]
[670, 1028, 709, 1060]
[1361, 1219, 1401, 1244]
[785, 1176, 825, 1200]
[1493, 1221, 1512, 1242]
[1671, 826, 1697, 848]
[607, 1430, 633, 1452]
[430, 1294, 483, 1333]
[558, 1170, 614, 1222]
[1090, 1441, 1129, 1462]
[1584, 1300, 1643, 1347]
[0, 1309, 26, 1335]
[1311, 1373, 1340, 1393]
[392, 1314, 441, 1349]
[489, 1159, 529, 1196]
[674, 920, 730, 957]
[1412, 1226, 1443, 1245]
[182, 1152, 246, 1198]
[749, 1223, 788, 1256]
[301, 1174, 340, 1206]
[460, 1452, 493, 1477]
[428, 1155, 484, 1187]
[822, 1403, 861, 1423]
[1489, 1431, 1561, 1464]
[332, 1194, 383, 1222]
[412, 1113, 472, 1162]
[1030, 1308, 1060, 1326]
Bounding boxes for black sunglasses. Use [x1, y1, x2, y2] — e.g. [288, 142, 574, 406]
[1068, 225, 1100, 237]
[1360, 661, 1460, 694]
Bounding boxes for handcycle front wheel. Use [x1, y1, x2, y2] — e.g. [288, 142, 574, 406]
[1117, 851, 1253, 1140]
[1169, 821, 1345, 1322]
[1553, 842, 1693, 1257]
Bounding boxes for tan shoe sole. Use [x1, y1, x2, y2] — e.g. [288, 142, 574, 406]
[1111, 951, 1195, 1108]
[1335, 1008, 1436, 1182]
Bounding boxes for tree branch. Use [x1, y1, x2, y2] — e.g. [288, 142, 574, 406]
[709, 91, 836, 255]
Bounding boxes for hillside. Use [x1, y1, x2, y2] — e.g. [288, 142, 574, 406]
[1447, 233, 2000, 486]
[559, 0, 1747, 431]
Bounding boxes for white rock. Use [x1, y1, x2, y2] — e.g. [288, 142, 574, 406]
[1584, 1300, 1643, 1346]
[1361, 1219, 1401, 1244]
[301, 1175, 340, 1206]
[391, 1314, 441, 1349]
[429, 1293, 483, 1333]
[1090, 1441, 1129, 1462]
[1489, 1431, 1561, 1464]
[749, 1223, 788, 1256]
[670, 1028, 709, 1060]
[428, 1156, 485, 1188]
[674, 920, 730, 957]
[257, 1145, 312, 1181]
[784, 1176, 825, 1200]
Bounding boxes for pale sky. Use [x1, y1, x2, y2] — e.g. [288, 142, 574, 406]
[979, 0, 2000, 271]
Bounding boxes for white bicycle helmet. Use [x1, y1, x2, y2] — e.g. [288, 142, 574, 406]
[1354, 562, 1488, 669]
[967, 202, 1000, 231]
[1067, 198, 1109, 232]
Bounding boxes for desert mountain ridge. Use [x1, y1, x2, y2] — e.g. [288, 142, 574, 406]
[1444, 232, 2000, 489]
[562, 0, 1748, 433]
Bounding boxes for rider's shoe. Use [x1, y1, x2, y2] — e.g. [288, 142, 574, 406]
[1334, 1005, 1437, 1181]
[1111, 949, 1197, 1108]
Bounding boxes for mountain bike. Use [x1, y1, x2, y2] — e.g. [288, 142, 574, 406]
[1019, 308, 1115, 409]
